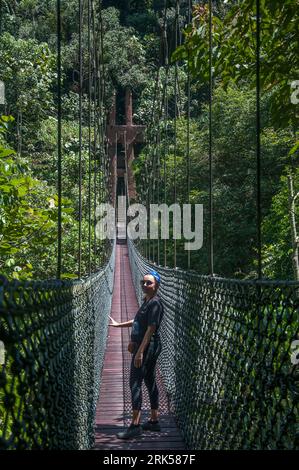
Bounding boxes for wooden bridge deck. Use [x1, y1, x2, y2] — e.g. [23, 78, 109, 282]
[94, 243, 186, 450]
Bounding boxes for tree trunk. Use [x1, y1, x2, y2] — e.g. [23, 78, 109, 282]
[287, 173, 299, 281]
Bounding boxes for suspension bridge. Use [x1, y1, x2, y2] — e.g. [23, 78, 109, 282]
[0, 0, 298, 451]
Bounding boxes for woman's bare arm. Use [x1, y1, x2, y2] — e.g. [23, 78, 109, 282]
[136, 326, 156, 354]
[109, 316, 134, 328]
[134, 325, 156, 368]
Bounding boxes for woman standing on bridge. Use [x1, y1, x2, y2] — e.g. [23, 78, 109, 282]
[109, 269, 164, 440]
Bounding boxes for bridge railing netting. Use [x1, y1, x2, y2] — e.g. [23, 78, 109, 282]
[0, 241, 115, 450]
[128, 239, 299, 450]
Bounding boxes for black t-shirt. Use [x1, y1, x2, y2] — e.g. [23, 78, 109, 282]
[131, 295, 164, 346]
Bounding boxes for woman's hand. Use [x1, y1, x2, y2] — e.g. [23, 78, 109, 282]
[134, 351, 143, 368]
[109, 316, 119, 327]
[128, 342, 136, 354]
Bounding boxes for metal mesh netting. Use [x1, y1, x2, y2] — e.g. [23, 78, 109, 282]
[0, 241, 115, 450]
[128, 239, 299, 450]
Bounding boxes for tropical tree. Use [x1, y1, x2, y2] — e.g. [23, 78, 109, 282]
[173, 0, 299, 129]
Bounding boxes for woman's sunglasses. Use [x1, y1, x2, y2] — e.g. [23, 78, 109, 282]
[140, 280, 154, 287]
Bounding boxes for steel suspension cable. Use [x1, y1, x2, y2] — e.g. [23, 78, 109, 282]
[163, 2, 169, 268]
[78, 0, 84, 278]
[98, 2, 107, 210]
[124, 131, 130, 207]
[187, 0, 192, 270]
[256, 0, 262, 280]
[157, 123, 161, 265]
[147, 11, 164, 262]
[91, 0, 98, 265]
[57, 0, 62, 279]
[173, 0, 179, 269]
[88, 0, 92, 275]
[96, 0, 103, 213]
[99, 1, 106, 127]
[139, 1, 169, 263]
[208, 0, 214, 276]
[99, 4, 111, 217]
[152, 137, 156, 264]
[142, 1, 168, 262]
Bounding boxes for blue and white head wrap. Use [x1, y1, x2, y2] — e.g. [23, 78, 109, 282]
[147, 269, 161, 284]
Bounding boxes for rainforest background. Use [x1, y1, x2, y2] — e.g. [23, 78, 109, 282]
[0, 0, 298, 281]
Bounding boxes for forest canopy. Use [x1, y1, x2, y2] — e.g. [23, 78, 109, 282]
[0, 0, 298, 280]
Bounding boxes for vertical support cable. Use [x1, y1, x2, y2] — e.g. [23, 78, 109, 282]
[163, 6, 168, 268]
[115, 131, 118, 238]
[187, 0, 192, 270]
[146, 132, 151, 261]
[78, 0, 83, 278]
[164, 92, 168, 269]
[92, 0, 98, 265]
[150, 140, 154, 262]
[17, 111, 23, 157]
[208, 0, 214, 276]
[157, 125, 161, 266]
[256, 0, 262, 280]
[173, 0, 179, 269]
[88, 0, 92, 275]
[152, 138, 156, 264]
[0, 0, 2, 36]
[151, 141, 154, 262]
[57, 0, 62, 280]
[124, 131, 130, 208]
[153, 8, 166, 267]
[97, 1, 105, 210]
[99, 1, 106, 125]
[145, 140, 149, 260]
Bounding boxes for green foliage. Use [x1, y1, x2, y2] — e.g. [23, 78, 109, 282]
[135, 85, 295, 278]
[173, 0, 299, 129]
[0, 32, 56, 149]
[0, 111, 108, 280]
[0, 116, 70, 280]
[102, 7, 150, 90]
[135, 65, 187, 123]
[0, 1, 112, 280]
[126, 11, 158, 34]
[0, 0, 297, 282]
[0, 33, 55, 114]
[262, 169, 299, 279]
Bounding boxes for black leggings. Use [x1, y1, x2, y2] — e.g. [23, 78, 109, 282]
[129, 340, 162, 411]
